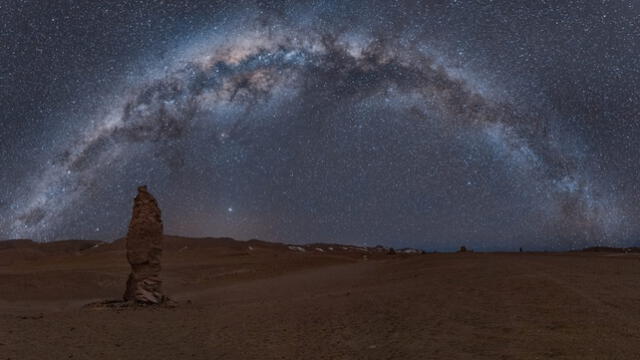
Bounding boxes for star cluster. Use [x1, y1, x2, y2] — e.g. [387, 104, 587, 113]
[2, 0, 639, 251]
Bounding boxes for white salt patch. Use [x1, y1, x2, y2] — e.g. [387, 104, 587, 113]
[402, 249, 419, 254]
[288, 246, 306, 252]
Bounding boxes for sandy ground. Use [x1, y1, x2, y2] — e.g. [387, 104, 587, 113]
[2, 237, 640, 359]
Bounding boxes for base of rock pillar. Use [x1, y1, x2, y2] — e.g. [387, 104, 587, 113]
[84, 298, 177, 310]
[123, 272, 165, 304]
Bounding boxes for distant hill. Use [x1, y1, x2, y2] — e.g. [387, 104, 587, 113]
[0, 238, 102, 253]
[580, 246, 640, 253]
[0, 235, 419, 264]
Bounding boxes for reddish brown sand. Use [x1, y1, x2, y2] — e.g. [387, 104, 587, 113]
[2, 237, 640, 359]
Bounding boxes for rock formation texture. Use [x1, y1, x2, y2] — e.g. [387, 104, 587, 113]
[123, 186, 165, 304]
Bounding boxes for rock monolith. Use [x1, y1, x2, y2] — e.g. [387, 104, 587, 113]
[123, 185, 165, 304]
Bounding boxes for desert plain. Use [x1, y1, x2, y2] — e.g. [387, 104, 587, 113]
[2, 236, 640, 359]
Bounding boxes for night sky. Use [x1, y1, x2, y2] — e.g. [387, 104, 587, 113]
[2, 0, 640, 251]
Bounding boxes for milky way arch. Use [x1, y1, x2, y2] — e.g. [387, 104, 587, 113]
[5, 25, 622, 246]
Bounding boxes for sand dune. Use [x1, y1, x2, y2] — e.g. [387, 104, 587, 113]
[2, 237, 640, 359]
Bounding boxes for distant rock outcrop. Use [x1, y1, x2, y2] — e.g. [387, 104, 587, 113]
[123, 186, 165, 304]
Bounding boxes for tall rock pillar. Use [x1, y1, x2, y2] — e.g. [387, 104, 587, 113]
[123, 185, 165, 304]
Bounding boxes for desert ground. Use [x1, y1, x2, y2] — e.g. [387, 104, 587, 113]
[2, 237, 640, 359]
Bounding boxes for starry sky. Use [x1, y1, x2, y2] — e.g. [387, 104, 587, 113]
[2, 0, 640, 251]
